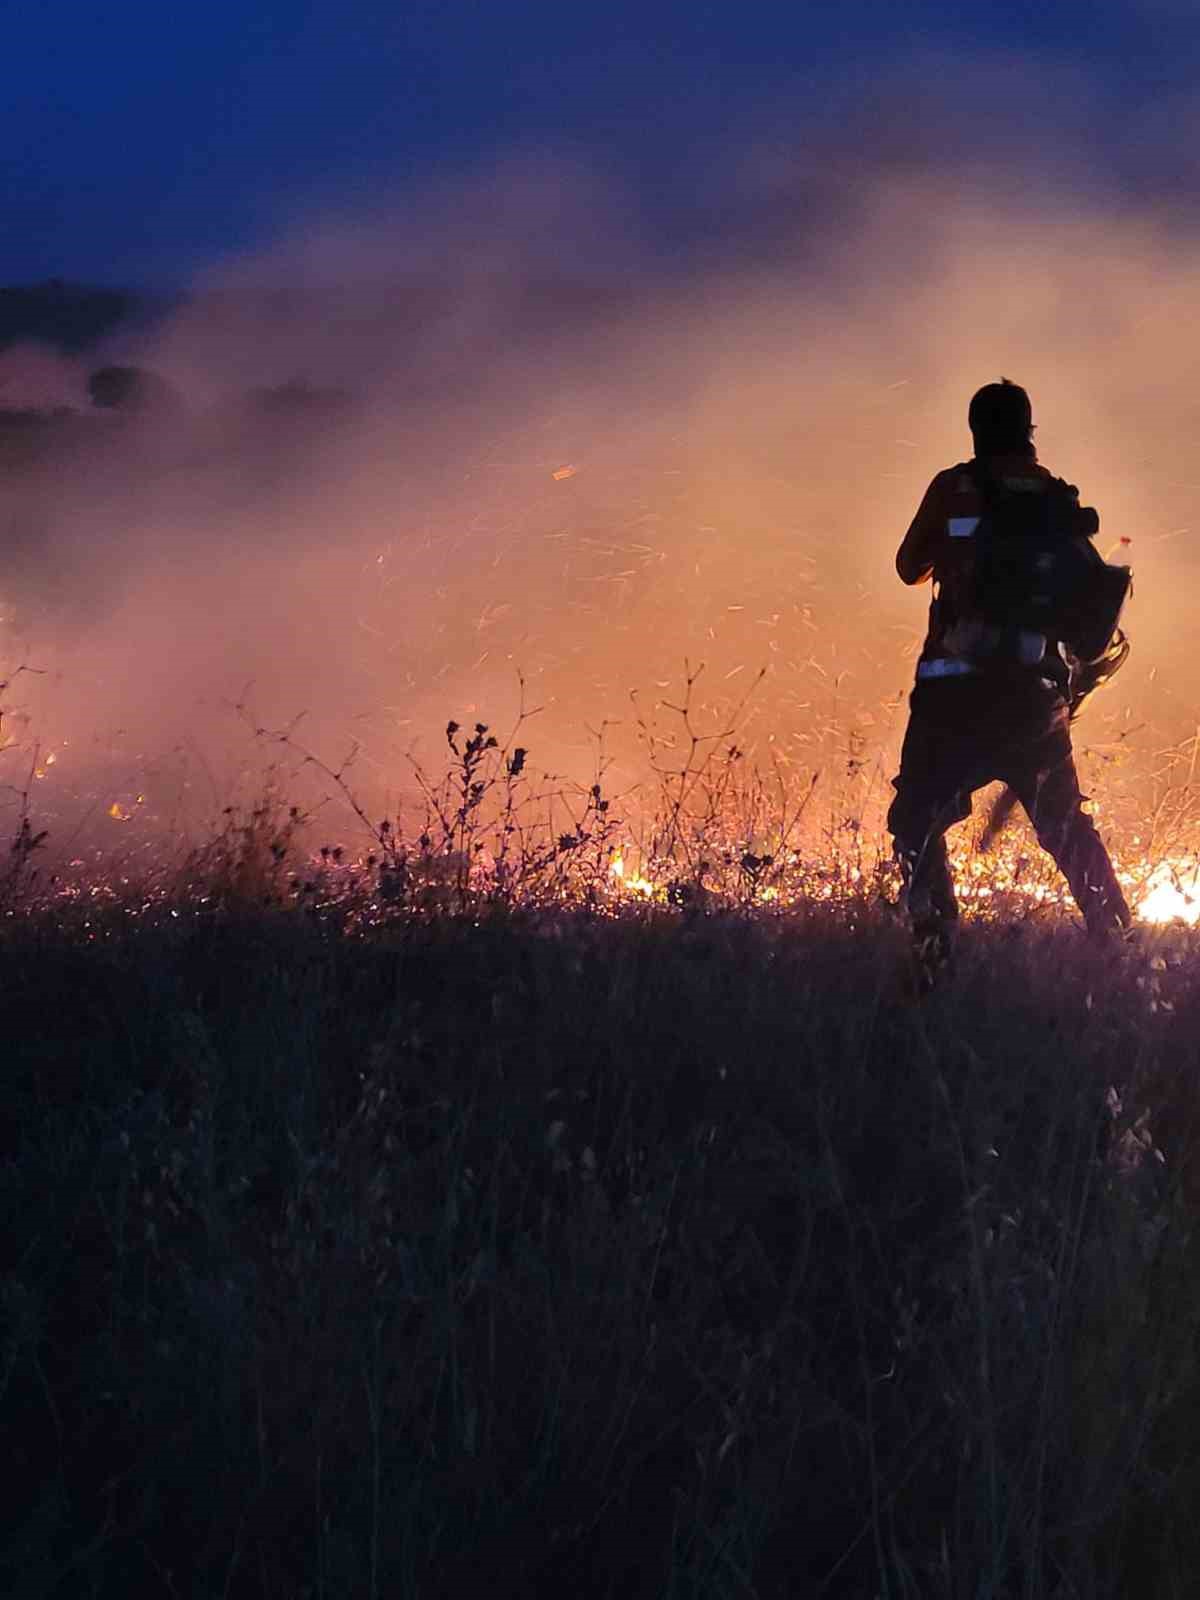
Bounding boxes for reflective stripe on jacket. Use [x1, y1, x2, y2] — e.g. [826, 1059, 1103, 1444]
[896, 451, 1091, 675]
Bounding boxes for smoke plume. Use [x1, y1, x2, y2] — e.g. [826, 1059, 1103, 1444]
[3, 69, 1197, 868]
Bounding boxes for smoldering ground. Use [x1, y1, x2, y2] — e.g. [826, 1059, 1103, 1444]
[2, 89, 1199, 874]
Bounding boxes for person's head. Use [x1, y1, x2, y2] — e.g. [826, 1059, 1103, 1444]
[968, 378, 1035, 458]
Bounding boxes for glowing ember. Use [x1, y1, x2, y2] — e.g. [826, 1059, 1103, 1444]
[1137, 861, 1200, 926]
[108, 795, 145, 823]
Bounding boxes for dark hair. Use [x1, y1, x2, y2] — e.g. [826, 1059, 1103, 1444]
[968, 378, 1035, 458]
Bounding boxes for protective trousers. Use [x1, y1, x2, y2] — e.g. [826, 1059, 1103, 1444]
[887, 678, 1131, 938]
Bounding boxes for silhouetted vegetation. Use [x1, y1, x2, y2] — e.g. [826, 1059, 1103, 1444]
[87, 363, 182, 415]
[246, 376, 355, 417]
[0, 281, 147, 354]
[3, 792, 1199, 1595]
[0, 406, 99, 472]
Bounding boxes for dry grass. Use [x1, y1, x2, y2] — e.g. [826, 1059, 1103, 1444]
[5, 870, 1200, 1597]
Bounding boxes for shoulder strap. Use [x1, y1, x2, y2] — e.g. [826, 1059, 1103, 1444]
[966, 458, 1001, 507]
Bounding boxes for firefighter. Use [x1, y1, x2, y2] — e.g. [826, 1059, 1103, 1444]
[889, 379, 1131, 977]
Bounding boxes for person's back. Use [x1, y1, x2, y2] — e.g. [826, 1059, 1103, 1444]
[889, 379, 1131, 982]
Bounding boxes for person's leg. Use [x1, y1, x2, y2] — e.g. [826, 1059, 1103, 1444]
[888, 694, 977, 965]
[1002, 709, 1131, 936]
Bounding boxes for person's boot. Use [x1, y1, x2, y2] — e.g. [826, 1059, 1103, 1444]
[1081, 878, 1133, 943]
[912, 914, 956, 995]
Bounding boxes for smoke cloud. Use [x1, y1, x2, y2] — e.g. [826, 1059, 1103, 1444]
[3, 62, 1198, 869]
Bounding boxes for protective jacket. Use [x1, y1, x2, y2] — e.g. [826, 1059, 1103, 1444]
[896, 450, 1103, 689]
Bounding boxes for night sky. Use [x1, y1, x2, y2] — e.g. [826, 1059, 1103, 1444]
[4, 0, 1200, 287]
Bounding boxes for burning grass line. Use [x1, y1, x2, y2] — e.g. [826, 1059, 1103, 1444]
[7, 665, 1200, 927]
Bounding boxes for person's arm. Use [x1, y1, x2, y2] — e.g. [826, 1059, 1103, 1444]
[895, 475, 944, 585]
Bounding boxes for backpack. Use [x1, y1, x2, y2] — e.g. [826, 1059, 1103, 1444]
[962, 463, 1131, 665]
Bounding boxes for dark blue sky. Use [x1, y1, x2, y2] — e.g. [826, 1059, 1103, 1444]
[4, 0, 1198, 286]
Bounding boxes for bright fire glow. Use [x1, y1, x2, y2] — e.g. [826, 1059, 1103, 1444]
[1137, 861, 1200, 926]
[609, 855, 659, 899]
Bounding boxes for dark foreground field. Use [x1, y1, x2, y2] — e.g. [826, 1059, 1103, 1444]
[6, 896, 1200, 1598]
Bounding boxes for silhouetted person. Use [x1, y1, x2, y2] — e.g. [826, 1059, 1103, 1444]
[890, 379, 1131, 978]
